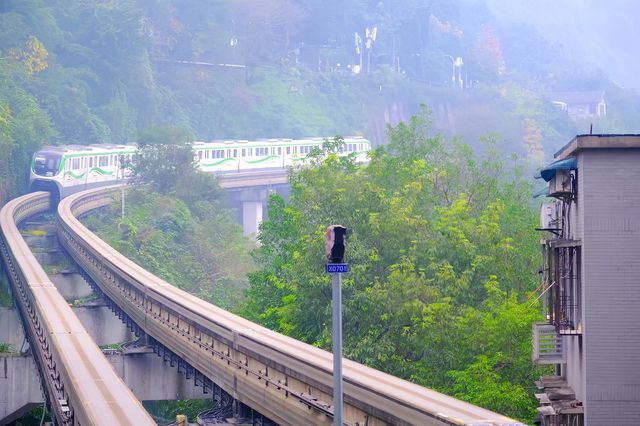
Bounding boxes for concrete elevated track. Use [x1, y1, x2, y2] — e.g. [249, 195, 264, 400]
[0, 192, 154, 425]
[51, 185, 523, 426]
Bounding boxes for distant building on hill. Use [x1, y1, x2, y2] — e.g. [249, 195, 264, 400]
[550, 91, 607, 120]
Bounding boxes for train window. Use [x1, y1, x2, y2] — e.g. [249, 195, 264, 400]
[248, 148, 253, 156]
[286, 147, 291, 155]
[277, 147, 282, 155]
[205, 150, 209, 159]
[33, 154, 62, 176]
[227, 149, 231, 157]
[72, 158, 80, 169]
[359, 143, 363, 151]
[99, 156, 108, 167]
[89, 157, 93, 167]
[198, 151, 203, 160]
[242, 148, 246, 157]
[293, 147, 297, 154]
[233, 149, 238, 157]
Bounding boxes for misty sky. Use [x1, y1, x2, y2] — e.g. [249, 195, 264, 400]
[487, 0, 640, 89]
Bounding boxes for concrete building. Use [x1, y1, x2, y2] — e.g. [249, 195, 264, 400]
[533, 134, 640, 425]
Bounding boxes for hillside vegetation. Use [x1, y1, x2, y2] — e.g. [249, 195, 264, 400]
[2, 0, 640, 202]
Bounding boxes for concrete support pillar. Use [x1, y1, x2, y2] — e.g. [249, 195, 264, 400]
[107, 352, 209, 400]
[0, 355, 43, 424]
[242, 201, 263, 236]
[0, 308, 44, 424]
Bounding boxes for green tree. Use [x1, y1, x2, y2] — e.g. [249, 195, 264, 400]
[243, 112, 546, 422]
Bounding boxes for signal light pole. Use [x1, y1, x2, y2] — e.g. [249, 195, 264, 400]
[325, 225, 348, 426]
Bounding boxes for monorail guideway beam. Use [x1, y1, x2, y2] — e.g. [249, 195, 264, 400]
[1, 192, 155, 426]
[0, 193, 73, 424]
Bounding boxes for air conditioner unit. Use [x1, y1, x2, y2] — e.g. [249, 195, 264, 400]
[532, 323, 565, 364]
[540, 201, 561, 229]
[549, 169, 572, 196]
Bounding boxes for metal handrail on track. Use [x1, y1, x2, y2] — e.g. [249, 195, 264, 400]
[0, 192, 155, 425]
[57, 186, 524, 426]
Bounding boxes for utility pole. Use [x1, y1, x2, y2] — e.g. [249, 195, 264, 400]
[325, 225, 348, 426]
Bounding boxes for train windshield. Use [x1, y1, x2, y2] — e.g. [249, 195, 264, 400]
[32, 152, 62, 177]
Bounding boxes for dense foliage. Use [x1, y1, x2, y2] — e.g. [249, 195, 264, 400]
[2, 0, 640, 204]
[243, 113, 547, 422]
[83, 154, 254, 310]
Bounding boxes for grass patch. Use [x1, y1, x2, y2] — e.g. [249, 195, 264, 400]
[100, 343, 123, 351]
[22, 229, 48, 237]
[0, 342, 14, 353]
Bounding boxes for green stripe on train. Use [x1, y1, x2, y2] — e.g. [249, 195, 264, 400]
[90, 167, 114, 175]
[245, 155, 280, 164]
[201, 158, 236, 167]
[64, 171, 86, 179]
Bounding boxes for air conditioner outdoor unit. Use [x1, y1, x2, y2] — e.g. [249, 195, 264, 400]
[540, 201, 561, 229]
[549, 169, 572, 196]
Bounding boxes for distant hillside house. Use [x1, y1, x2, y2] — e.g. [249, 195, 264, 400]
[551, 91, 607, 120]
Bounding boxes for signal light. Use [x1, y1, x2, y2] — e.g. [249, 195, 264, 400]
[325, 225, 347, 264]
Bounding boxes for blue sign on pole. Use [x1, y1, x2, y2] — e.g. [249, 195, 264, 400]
[326, 263, 349, 274]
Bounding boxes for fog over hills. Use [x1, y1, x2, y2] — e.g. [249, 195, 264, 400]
[487, 0, 640, 90]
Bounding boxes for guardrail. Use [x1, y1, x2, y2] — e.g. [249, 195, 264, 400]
[57, 186, 524, 426]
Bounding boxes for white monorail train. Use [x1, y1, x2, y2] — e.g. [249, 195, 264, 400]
[30, 136, 371, 201]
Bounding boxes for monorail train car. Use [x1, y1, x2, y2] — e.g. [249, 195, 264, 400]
[193, 136, 371, 173]
[30, 144, 137, 202]
[30, 137, 371, 201]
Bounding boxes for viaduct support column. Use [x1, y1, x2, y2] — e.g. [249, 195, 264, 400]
[242, 201, 263, 236]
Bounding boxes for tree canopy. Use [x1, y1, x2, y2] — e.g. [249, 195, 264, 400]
[242, 111, 546, 422]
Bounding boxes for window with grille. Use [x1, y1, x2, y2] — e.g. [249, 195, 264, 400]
[545, 241, 582, 334]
